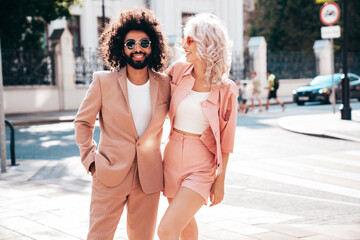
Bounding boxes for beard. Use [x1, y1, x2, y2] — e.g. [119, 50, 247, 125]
[124, 52, 150, 70]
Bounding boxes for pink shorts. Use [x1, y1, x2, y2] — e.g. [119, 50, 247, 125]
[163, 131, 217, 202]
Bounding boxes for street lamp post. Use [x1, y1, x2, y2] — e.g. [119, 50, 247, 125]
[102, 0, 105, 29]
[0, 32, 7, 173]
[340, 0, 351, 120]
[145, 0, 151, 9]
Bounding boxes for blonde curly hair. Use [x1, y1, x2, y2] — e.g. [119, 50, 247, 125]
[183, 13, 233, 86]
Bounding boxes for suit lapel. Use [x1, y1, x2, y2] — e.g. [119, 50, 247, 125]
[118, 67, 130, 107]
[201, 86, 220, 136]
[169, 76, 194, 123]
[148, 70, 158, 117]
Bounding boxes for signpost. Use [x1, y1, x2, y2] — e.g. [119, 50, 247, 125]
[320, 1, 340, 25]
[320, 2, 340, 114]
[321, 25, 340, 39]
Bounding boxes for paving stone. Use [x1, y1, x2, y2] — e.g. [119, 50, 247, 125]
[257, 223, 316, 238]
[0, 226, 23, 239]
[1, 237, 33, 240]
[299, 225, 360, 240]
[216, 220, 268, 235]
[0, 210, 24, 220]
[201, 229, 257, 240]
[251, 231, 300, 240]
[300, 234, 345, 240]
[197, 221, 222, 234]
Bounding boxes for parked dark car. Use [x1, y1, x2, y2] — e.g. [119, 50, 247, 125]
[293, 73, 360, 105]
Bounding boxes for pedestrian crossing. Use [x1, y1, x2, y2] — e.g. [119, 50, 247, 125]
[228, 150, 360, 199]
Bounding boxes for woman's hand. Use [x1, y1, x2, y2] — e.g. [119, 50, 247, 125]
[209, 175, 225, 207]
[209, 153, 229, 207]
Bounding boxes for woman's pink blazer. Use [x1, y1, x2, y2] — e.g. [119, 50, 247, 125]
[166, 61, 238, 175]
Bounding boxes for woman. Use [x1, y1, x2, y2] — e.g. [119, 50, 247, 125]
[157, 13, 238, 239]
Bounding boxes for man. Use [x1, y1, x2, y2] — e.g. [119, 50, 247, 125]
[74, 8, 170, 240]
[265, 70, 285, 111]
[250, 72, 263, 112]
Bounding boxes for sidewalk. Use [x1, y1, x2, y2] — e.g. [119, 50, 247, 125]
[2, 157, 359, 240]
[278, 109, 360, 143]
[1, 104, 360, 239]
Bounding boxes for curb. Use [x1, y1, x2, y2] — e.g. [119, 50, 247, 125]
[7, 117, 75, 127]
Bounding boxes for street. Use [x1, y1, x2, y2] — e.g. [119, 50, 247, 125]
[1, 101, 360, 239]
[8, 101, 360, 161]
[228, 101, 360, 226]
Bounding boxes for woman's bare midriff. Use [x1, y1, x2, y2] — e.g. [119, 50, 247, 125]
[173, 128, 202, 136]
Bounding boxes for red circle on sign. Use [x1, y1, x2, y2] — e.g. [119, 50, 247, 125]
[320, 2, 340, 26]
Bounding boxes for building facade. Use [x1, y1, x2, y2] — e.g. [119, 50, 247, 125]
[3, 0, 245, 114]
[48, 0, 244, 63]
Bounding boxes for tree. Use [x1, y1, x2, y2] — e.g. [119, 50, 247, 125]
[248, 0, 360, 52]
[0, 0, 79, 50]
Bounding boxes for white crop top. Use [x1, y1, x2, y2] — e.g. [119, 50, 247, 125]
[127, 78, 151, 137]
[174, 90, 210, 134]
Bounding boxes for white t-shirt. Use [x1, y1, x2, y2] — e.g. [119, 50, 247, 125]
[127, 79, 152, 137]
[174, 90, 210, 134]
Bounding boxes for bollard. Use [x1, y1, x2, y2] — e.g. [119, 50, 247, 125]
[4, 120, 17, 166]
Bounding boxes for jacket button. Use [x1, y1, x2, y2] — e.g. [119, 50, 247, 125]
[218, 164, 220, 167]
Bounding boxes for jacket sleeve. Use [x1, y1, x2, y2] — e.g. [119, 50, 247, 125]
[73, 73, 102, 173]
[164, 62, 176, 77]
[220, 83, 238, 153]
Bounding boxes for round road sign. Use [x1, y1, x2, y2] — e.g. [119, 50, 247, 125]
[320, 2, 340, 26]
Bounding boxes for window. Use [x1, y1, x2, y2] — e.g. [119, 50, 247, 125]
[182, 12, 195, 28]
[97, 17, 110, 38]
[67, 16, 81, 57]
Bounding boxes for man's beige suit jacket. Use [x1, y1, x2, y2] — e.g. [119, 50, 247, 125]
[74, 67, 170, 194]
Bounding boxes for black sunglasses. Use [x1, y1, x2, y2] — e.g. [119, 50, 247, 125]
[124, 39, 151, 50]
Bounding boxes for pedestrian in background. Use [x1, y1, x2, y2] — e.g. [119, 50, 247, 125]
[157, 13, 238, 240]
[239, 81, 249, 114]
[265, 70, 285, 111]
[74, 8, 170, 240]
[236, 80, 242, 113]
[250, 71, 263, 112]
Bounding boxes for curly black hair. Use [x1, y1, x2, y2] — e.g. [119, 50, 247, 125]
[99, 8, 169, 72]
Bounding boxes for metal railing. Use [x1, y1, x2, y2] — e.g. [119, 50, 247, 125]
[335, 51, 360, 74]
[5, 120, 16, 166]
[267, 51, 316, 79]
[231, 51, 248, 81]
[74, 47, 106, 85]
[231, 50, 318, 80]
[2, 49, 55, 86]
